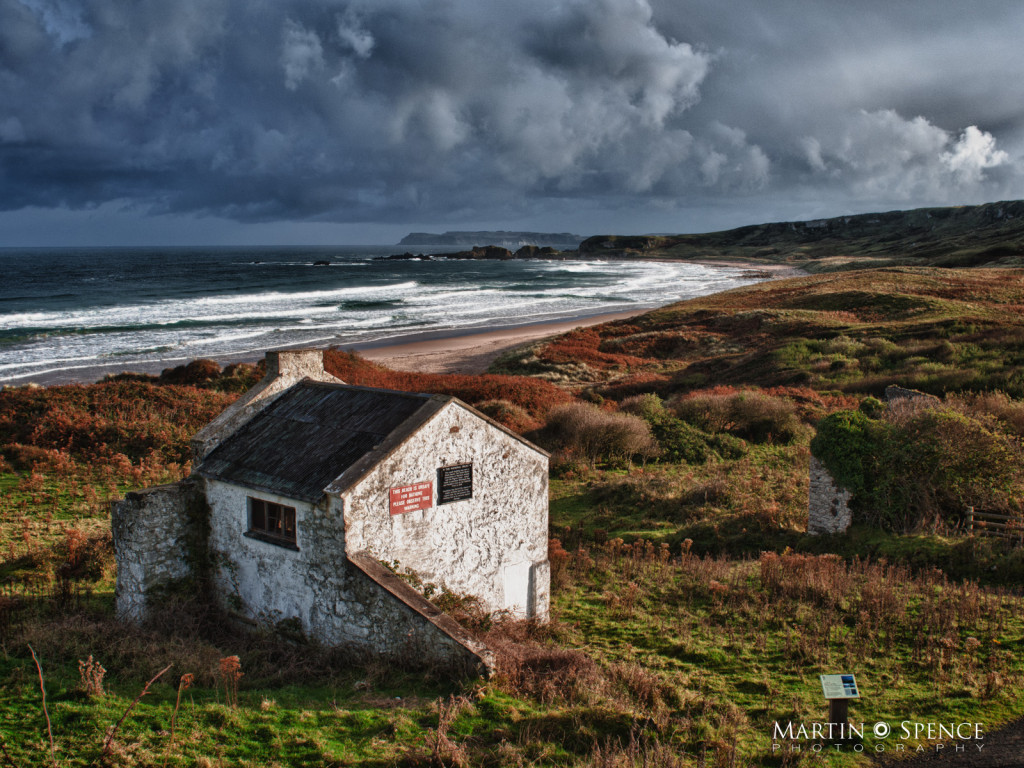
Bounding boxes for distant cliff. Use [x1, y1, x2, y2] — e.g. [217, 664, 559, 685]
[578, 200, 1024, 272]
[399, 231, 583, 249]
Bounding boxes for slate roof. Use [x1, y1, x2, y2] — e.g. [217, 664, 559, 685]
[196, 381, 445, 502]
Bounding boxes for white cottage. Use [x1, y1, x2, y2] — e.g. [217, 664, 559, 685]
[112, 349, 550, 673]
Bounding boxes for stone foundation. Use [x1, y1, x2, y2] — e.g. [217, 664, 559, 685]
[808, 457, 852, 535]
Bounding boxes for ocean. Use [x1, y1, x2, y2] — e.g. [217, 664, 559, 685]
[0, 246, 762, 385]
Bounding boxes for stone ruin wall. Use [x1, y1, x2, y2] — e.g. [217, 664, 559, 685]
[807, 384, 937, 535]
[110, 480, 204, 621]
[808, 457, 853, 535]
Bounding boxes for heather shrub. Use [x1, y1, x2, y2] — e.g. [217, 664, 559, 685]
[0, 381, 235, 466]
[534, 403, 657, 466]
[949, 390, 1024, 437]
[215, 362, 263, 392]
[159, 358, 222, 386]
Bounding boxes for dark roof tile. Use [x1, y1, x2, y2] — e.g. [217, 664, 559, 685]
[196, 382, 437, 501]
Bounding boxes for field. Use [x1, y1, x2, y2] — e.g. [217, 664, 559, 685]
[3, 266, 1024, 765]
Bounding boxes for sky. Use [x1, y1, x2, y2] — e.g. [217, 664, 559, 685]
[2, 0, 1023, 246]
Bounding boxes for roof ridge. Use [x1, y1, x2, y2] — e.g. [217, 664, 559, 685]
[296, 379, 437, 400]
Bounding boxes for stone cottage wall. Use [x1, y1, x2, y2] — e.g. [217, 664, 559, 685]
[342, 401, 551, 620]
[345, 553, 494, 676]
[205, 479, 328, 628]
[204, 482, 492, 672]
[808, 457, 852, 535]
[111, 480, 204, 621]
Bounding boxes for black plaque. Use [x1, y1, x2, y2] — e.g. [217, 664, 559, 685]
[438, 463, 473, 505]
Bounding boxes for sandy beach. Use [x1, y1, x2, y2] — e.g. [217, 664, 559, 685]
[358, 310, 641, 374]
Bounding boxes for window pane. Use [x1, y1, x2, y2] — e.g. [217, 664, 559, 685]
[248, 497, 297, 543]
[251, 499, 265, 531]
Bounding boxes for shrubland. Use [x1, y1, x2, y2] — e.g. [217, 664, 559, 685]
[5, 266, 1024, 765]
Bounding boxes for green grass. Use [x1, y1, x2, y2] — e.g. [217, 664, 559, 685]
[555, 547, 1024, 765]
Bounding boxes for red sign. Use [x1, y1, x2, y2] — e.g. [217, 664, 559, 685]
[389, 481, 433, 515]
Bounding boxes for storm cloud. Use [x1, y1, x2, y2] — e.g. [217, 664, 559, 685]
[2, 0, 1023, 241]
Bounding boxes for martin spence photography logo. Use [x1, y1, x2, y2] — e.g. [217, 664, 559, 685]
[771, 720, 987, 755]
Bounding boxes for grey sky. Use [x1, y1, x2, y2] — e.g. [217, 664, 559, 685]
[1, 0, 1022, 245]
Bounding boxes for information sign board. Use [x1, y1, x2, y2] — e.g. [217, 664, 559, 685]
[389, 481, 433, 515]
[438, 463, 473, 504]
[820, 674, 860, 699]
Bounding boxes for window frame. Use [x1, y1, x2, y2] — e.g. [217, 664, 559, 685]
[245, 496, 299, 550]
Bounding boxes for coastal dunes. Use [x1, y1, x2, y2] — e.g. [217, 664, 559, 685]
[358, 310, 643, 374]
[491, 266, 1024, 400]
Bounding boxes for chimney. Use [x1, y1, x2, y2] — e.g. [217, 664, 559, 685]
[265, 349, 333, 380]
[191, 349, 344, 462]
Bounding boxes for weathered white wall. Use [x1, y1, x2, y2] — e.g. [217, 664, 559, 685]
[342, 401, 550, 620]
[111, 481, 199, 621]
[206, 481, 494, 672]
[206, 479, 327, 628]
[808, 457, 853, 535]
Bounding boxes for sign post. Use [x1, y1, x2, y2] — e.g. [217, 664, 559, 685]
[820, 674, 859, 733]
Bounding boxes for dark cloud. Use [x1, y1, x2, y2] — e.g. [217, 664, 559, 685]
[2, 0, 1023, 241]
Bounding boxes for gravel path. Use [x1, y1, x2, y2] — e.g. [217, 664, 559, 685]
[874, 717, 1024, 767]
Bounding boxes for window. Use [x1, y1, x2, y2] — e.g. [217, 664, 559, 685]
[247, 497, 297, 547]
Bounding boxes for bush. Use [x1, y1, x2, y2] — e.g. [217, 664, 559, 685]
[159, 359, 222, 386]
[619, 394, 667, 422]
[858, 396, 885, 418]
[707, 433, 748, 460]
[534, 403, 658, 466]
[949, 390, 1024, 437]
[812, 403, 1024, 532]
[670, 389, 802, 444]
[622, 393, 741, 464]
[648, 417, 713, 464]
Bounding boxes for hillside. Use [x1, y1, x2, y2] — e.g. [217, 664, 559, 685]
[399, 230, 583, 249]
[579, 200, 1024, 272]
[491, 266, 1024, 398]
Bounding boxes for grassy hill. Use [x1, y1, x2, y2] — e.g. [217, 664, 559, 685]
[492, 266, 1024, 398]
[579, 200, 1024, 272]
